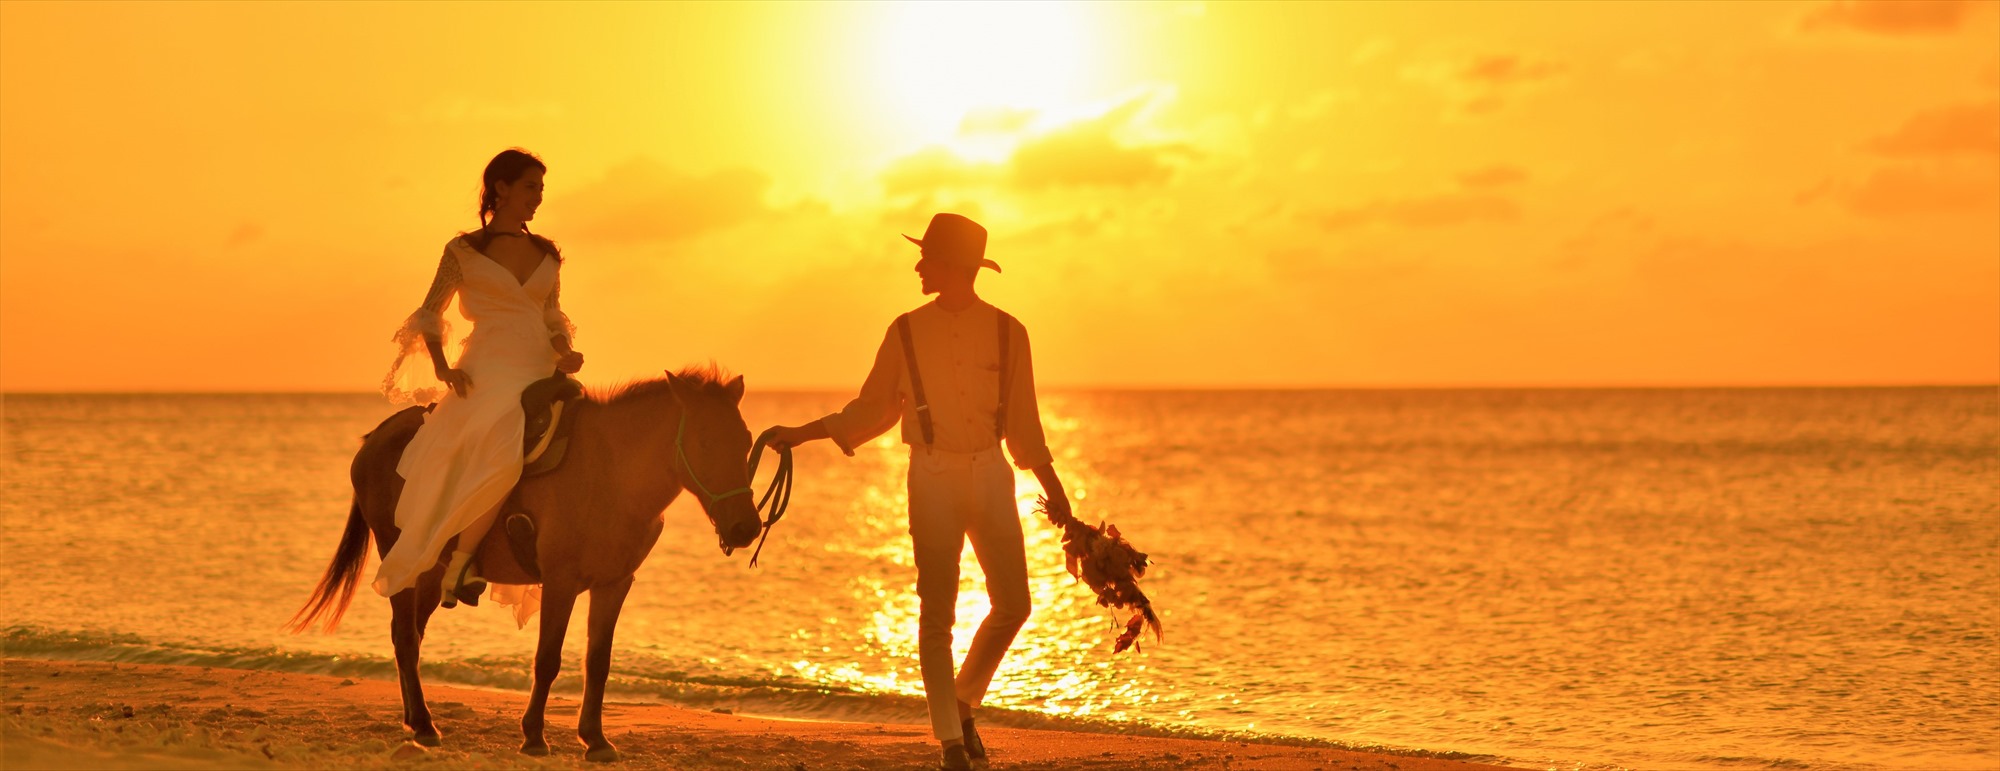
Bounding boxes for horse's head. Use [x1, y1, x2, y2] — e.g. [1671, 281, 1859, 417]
[664, 370, 764, 554]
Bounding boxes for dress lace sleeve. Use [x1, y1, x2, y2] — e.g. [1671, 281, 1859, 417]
[381, 246, 462, 404]
[544, 270, 576, 344]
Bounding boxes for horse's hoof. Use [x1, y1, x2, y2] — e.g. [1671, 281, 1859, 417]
[520, 740, 550, 757]
[585, 744, 621, 763]
[412, 732, 442, 748]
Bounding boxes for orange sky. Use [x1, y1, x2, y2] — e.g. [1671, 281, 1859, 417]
[2, 1, 1996, 391]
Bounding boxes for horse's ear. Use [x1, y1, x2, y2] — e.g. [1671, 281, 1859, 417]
[663, 371, 688, 403]
[723, 375, 745, 404]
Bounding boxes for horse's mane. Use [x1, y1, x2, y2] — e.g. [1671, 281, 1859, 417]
[590, 364, 735, 405]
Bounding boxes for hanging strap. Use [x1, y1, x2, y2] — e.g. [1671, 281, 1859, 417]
[995, 310, 1016, 439]
[743, 428, 794, 568]
[896, 313, 935, 447]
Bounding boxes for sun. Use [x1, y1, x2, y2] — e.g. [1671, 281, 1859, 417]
[869, 1, 1100, 146]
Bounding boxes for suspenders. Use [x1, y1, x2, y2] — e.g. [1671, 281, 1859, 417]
[995, 309, 1013, 439]
[897, 309, 1017, 448]
[896, 314, 933, 445]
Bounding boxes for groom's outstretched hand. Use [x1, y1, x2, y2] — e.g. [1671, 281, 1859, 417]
[768, 421, 829, 451]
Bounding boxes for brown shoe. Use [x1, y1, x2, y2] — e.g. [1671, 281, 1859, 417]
[939, 742, 972, 771]
[961, 718, 987, 762]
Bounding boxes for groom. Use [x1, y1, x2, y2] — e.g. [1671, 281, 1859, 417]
[770, 213, 1070, 771]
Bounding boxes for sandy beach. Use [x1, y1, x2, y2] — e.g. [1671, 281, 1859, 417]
[1, 658, 1508, 770]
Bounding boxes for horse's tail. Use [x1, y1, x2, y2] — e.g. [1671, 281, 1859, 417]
[285, 494, 372, 634]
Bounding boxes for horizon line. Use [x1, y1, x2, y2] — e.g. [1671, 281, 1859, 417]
[5, 381, 1997, 397]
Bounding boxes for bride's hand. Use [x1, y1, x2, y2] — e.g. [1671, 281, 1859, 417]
[557, 350, 585, 374]
[437, 368, 473, 397]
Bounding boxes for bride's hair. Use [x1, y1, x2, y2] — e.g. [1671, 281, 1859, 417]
[470, 148, 562, 262]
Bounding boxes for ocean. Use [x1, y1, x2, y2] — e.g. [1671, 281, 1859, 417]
[3, 387, 1995, 770]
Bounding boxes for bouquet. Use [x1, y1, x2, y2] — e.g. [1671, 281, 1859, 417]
[1035, 496, 1164, 653]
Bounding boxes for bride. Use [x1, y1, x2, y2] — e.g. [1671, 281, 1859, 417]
[373, 148, 584, 611]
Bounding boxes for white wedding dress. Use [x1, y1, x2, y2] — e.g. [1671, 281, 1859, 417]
[371, 235, 574, 624]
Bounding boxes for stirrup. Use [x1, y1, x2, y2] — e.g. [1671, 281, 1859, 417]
[505, 511, 542, 580]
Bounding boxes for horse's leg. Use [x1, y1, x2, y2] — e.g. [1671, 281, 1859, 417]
[520, 583, 578, 756]
[412, 571, 447, 734]
[415, 570, 444, 639]
[578, 576, 635, 763]
[390, 588, 441, 747]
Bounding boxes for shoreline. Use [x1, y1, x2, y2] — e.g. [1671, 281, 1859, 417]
[3, 658, 1511, 770]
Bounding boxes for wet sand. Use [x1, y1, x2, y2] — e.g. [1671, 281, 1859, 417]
[2, 658, 1507, 770]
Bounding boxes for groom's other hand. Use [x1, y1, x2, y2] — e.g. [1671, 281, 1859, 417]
[1042, 491, 1072, 523]
[1031, 464, 1071, 524]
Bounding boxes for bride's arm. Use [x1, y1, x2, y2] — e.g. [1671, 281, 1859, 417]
[382, 245, 469, 402]
[546, 271, 583, 373]
[424, 338, 454, 378]
[545, 275, 583, 372]
[415, 248, 471, 394]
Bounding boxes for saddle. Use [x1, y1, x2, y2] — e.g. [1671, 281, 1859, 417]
[520, 371, 585, 477]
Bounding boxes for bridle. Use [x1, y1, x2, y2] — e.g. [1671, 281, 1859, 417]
[673, 410, 793, 566]
[675, 411, 751, 505]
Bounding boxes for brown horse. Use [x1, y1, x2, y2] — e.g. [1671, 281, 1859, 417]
[288, 368, 764, 762]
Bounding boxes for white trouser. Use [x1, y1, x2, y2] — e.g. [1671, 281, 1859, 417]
[906, 446, 1032, 743]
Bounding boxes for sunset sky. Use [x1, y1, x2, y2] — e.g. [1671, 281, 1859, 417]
[2, 0, 1995, 391]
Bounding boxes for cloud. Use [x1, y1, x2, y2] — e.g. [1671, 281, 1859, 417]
[564, 158, 771, 245]
[1458, 54, 1565, 87]
[1867, 102, 2000, 156]
[1458, 165, 1529, 189]
[1008, 101, 1190, 189]
[1405, 53, 1565, 115]
[1557, 208, 1656, 269]
[1351, 38, 1396, 66]
[224, 222, 262, 249]
[879, 96, 1192, 195]
[1285, 90, 1353, 123]
[1815, 101, 2000, 216]
[1843, 164, 2000, 216]
[877, 196, 989, 231]
[880, 147, 996, 197]
[1799, 0, 1988, 36]
[1311, 192, 1520, 231]
[1009, 211, 1112, 245]
[958, 107, 1039, 135]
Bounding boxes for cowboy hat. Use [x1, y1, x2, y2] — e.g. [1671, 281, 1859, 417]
[904, 213, 1001, 272]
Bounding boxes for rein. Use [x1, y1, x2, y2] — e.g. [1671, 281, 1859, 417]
[673, 412, 793, 566]
[742, 428, 794, 568]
